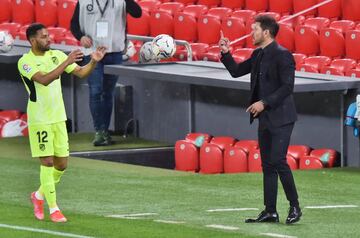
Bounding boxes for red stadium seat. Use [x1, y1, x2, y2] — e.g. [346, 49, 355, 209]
[317, 0, 341, 20]
[12, 0, 34, 25]
[279, 15, 305, 29]
[174, 0, 196, 5]
[299, 156, 324, 170]
[303, 56, 331, 71]
[276, 23, 294, 52]
[330, 20, 355, 33]
[293, 53, 307, 70]
[224, 146, 248, 173]
[138, 0, 161, 12]
[183, 4, 208, 18]
[199, 136, 236, 174]
[287, 154, 298, 170]
[231, 9, 256, 24]
[342, 0, 360, 22]
[150, 10, 174, 36]
[57, 0, 77, 29]
[197, 0, 220, 8]
[207, 7, 232, 19]
[221, 16, 246, 43]
[287, 145, 311, 160]
[304, 17, 330, 32]
[293, 0, 317, 17]
[248, 149, 262, 173]
[298, 64, 319, 73]
[310, 148, 337, 167]
[174, 12, 197, 42]
[245, 0, 268, 12]
[256, 12, 281, 21]
[185, 132, 212, 144]
[201, 46, 221, 62]
[158, 2, 184, 15]
[345, 68, 360, 78]
[175, 132, 211, 172]
[294, 25, 320, 56]
[55, 35, 79, 45]
[35, 0, 57, 27]
[47, 27, 67, 40]
[269, 0, 292, 15]
[234, 140, 258, 154]
[127, 10, 151, 36]
[221, 0, 244, 10]
[320, 66, 344, 76]
[332, 58, 357, 72]
[233, 48, 254, 63]
[319, 28, 345, 58]
[0, 0, 11, 23]
[174, 42, 209, 61]
[322, 58, 356, 75]
[198, 15, 221, 45]
[0, 22, 21, 37]
[345, 30, 360, 61]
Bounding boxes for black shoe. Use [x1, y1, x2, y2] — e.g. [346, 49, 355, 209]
[245, 210, 279, 223]
[286, 206, 302, 224]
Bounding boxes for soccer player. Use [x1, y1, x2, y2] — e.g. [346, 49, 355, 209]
[18, 23, 106, 223]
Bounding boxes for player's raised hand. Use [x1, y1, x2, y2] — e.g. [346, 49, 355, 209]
[219, 30, 230, 54]
[91, 46, 107, 62]
[67, 49, 84, 64]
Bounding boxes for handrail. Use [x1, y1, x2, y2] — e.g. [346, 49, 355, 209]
[127, 34, 193, 61]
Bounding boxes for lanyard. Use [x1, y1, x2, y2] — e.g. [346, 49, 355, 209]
[95, 0, 109, 18]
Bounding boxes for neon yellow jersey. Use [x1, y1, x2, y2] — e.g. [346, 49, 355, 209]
[18, 49, 78, 125]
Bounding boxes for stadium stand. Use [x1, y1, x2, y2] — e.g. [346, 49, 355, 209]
[0, 0, 11, 23]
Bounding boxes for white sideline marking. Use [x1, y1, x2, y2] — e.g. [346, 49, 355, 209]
[260, 233, 297, 238]
[305, 205, 358, 209]
[154, 220, 185, 224]
[107, 213, 158, 219]
[0, 223, 94, 238]
[205, 224, 239, 231]
[207, 208, 259, 212]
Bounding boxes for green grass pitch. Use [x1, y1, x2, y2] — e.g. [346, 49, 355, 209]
[0, 134, 359, 237]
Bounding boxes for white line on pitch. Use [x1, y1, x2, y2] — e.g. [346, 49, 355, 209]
[260, 233, 297, 238]
[107, 213, 158, 218]
[205, 224, 239, 231]
[0, 223, 94, 238]
[305, 205, 358, 209]
[154, 220, 185, 224]
[206, 208, 259, 212]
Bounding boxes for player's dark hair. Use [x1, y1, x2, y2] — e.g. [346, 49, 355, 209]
[254, 15, 279, 38]
[26, 23, 46, 41]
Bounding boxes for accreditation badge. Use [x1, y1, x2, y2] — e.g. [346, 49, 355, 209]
[96, 20, 109, 38]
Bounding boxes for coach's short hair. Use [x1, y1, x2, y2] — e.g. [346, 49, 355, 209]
[26, 23, 46, 41]
[254, 15, 279, 38]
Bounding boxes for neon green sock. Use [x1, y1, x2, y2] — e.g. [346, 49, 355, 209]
[40, 166, 57, 208]
[38, 168, 65, 195]
[53, 168, 65, 184]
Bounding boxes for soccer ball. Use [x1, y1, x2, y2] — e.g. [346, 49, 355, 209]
[122, 40, 137, 61]
[139, 41, 158, 63]
[0, 31, 14, 53]
[152, 34, 176, 59]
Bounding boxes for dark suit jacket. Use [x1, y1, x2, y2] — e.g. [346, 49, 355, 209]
[221, 41, 297, 127]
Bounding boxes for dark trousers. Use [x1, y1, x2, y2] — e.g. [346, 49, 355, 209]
[258, 122, 299, 212]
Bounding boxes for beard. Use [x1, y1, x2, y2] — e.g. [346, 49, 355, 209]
[38, 44, 50, 52]
[253, 35, 265, 46]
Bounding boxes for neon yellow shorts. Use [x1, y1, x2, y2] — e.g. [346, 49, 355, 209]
[28, 121, 69, 158]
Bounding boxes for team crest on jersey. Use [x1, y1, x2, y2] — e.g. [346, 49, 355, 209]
[39, 144, 46, 151]
[22, 64, 32, 73]
[52, 56, 59, 65]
